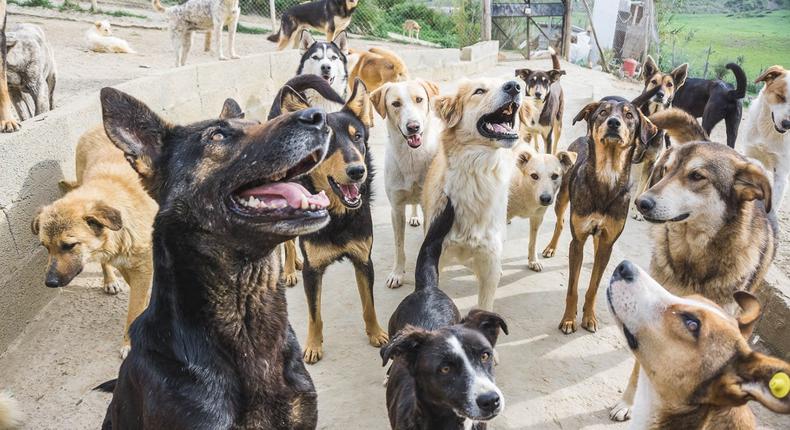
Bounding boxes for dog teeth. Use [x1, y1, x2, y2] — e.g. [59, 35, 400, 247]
[300, 195, 309, 210]
[269, 170, 286, 182]
[311, 152, 320, 163]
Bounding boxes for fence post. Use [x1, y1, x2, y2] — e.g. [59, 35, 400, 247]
[269, 0, 277, 31]
[482, 0, 492, 41]
[562, 0, 572, 59]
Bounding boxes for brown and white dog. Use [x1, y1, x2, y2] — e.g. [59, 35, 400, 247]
[349, 47, 409, 94]
[422, 78, 521, 311]
[515, 47, 565, 154]
[607, 260, 790, 429]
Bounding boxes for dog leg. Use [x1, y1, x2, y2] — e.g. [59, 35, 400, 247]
[773, 172, 788, 212]
[214, 21, 227, 61]
[203, 31, 211, 52]
[543, 181, 569, 257]
[228, 7, 241, 59]
[559, 230, 586, 334]
[118, 265, 152, 359]
[10, 88, 29, 121]
[581, 231, 617, 333]
[724, 110, 740, 149]
[527, 215, 543, 271]
[474, 251, 502, 311]
[302, 263, 325, 364]
[282, 240, 299, 287]
[353, 257, 389, 347]
[28, 77, 49, 116]
[386, 203, 406, 289]
[610, 360, 640, 421]
[102, 263, 124, 295]
[545, 129, 553, 154]
[552, 122, 562, 155]
[408, 205, 421, 227]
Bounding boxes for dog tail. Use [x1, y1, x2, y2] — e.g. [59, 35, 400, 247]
[631, 85, 661, 108]
[727, 63, 747, 100]
[549, 46, 561, 70]
[151, 0, 165, 12]
[93, 379, 117, 393]
[267, 75, 345, 120]
[0, 392, 23, 430]
[649, 108, 709, 144]
[414, 199, 454, 291]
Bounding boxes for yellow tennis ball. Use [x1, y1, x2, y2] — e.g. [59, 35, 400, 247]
[769, 372, 790, 399]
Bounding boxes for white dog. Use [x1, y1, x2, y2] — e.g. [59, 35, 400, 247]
[371, 79, 442, 288]
[152, 0, 240, 66]
[85, 21, 135, 54]
[742, 65, 790, 211]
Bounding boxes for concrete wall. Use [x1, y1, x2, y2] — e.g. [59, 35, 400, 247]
[0, 44, 499, 353]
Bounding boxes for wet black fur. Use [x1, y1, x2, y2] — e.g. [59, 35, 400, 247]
[267, 0, 357, 43]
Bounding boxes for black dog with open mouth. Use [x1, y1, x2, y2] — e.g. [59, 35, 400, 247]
[95, 88, 330, 429]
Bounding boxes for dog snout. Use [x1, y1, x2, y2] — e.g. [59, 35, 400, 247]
[782, 119, 790, 130]
[44, 269, 62, 288]
[503, 80, 521, 96]
[636, 195, 656, 213]
[476, 391, 501, 414]
[607, 117, 621, 129]
[655, 90, 665, 100]
[320, 64, 331, 74]
[346, 165, 366, 181]
[296, 108, 326, 129]
[406, 121, 421, 134]
[534, 91, 543, 99]
[539, 193, 553, 206]
[612, 260, 636, 283]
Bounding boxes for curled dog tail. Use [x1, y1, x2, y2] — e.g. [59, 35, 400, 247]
[649, 108, 709, 144]
[268, 75, 345, 120]
[0, 392, 23, 430]
[414, 199, 454, 291]
[151, 0, 165, 12]
[549, 46, 561, 70]
[727, 63, 747, 100]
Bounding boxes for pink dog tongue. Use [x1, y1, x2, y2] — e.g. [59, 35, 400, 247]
[490, 123, 511, 134]
[239, 182, 329, 209]
[340, 183, 360, 200]
[407, 134, 422, 147]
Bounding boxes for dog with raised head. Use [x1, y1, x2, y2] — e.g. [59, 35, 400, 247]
[297, 30, 349, 111]
[268, 0, 358, 51]
[152, 0, 240, 66]
[610, 108, 777, 422]
[507, 147, 576, 272]
[422, 78, 522, 311]
[383, 199, 509, 430]
[5, 23, 56, 120]
[515, 47, 565, 154]
[85, 20, 136, 54]
[349, 46, 409, 93]
[370, 79, 441, 288]
[607, 260, 790, 429]
[273, 79, 389, 364]
[742, 65, 790, 212]
[542, 95, 657, 334]
[96, 88, 330, 429]
[33, 127, 156, 359]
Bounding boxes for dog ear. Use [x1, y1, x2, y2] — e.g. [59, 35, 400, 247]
[638, 112, 659, 148]
[734, 291, 762, 339]
[671, 63, 689, 89]
[572, 102, 599, 126]
[84, 202, 123, 233]
[100, 87, 169, 185]
[547, 69, 566, 83]
[219, 98, 244, 120]
[346, 78, 374, 128]
[418, 79, 440, 99]
[648, 147, 672, 188]
[332, 31, 349, 55]
[722, 352, 790, 414]
[557, 151, 577, 172]
[370, 84, 388, 119]
[299, 30, 315, 54]
[434, 94, 463, 128]
[734, 162, 773, 213]
[380, 326, 432, 369]
[642, 55, 658, 81]
[460, 309, 509, 347]
[755, 65, 786, 84]
[279, 86, 311, 114]
[514, 68, 532, 82]
[31, 208, 43, 235]
[516, 150, 532, 167]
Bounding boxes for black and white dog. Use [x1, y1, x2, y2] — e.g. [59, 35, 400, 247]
[381, 199, 509, 430]
[296, 30, 349, 112]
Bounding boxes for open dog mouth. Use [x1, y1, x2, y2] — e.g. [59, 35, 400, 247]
[606, 287, 638, 350]
[400, 129, 423, 148]
[642, 213, 690, 224]
[321, 72, 335, 85]
[229, 149, 329, 221]
[328, 176, 362, 208]
[477, 102, 518, 140]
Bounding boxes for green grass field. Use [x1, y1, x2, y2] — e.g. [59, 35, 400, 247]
[666, 10, 790, 82]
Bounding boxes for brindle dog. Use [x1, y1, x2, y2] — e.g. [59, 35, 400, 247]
[543, 97, 657, 334]
[96, 87, 331, 429]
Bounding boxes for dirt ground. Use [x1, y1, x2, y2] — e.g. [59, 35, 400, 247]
[1, 9, 789, 430]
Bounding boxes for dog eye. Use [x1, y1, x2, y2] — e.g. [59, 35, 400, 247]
[551, 173, 559, 180]
[61, 242, 78, 251]
[682, 314, 701, 336]
[415, 97, 423, 103]
[599, 110, 608, 116]
[354, 132, 363, 142]
[439, 365, 451, 375]
[311, 55, 319, 60]
[480, 352, 492, 362]
[330, 56, 338, 61]
[211, 131, 225, 142]
[473, 88, 487, 95]
[626, 112, 634, 119]
[530, 173, 539, 180]
[688, 171, 705, 181]
[651, 80, 658, 85]
[392, 101, 401, 108]
[667, 82, 674, 88]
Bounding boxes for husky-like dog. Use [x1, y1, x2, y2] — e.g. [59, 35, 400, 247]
[297, 30, 349, 112]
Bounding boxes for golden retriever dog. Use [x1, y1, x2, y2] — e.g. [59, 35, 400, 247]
[349, 46, 408, 94]
[422, 78, 522, 311]
[32, 128, 156, 358]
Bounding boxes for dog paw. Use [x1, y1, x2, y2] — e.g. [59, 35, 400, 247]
[219, 55, 229, 61]
[386, 271, 404, 288]
[527, 260, 543, 272]
[303, 344, 323, 364]
[119, 345, 131, 360]
[103, 280, 124, 295]
[581, 314, 598, 333]
[231, 54, 241, 59]
[408, 216, 421, 227]
[368, 328, 389, 347]
[283, 272, 298, 288]
[559, 318, 577, 334]
[0, 119, 20, 133]
[295, 258, 303, 271]
[609, 400, 632, 422]
[542, 246, 556, 258]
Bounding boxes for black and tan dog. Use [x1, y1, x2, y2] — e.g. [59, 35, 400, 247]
[96, 88, 331, 429]
[515, 47, 565, 154]
[267, 0, 358, 51]
[272, 77, 388, 364]
[542, 95, 657, 334]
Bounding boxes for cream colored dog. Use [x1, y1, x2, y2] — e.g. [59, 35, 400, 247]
[371, 79, 441, 288]
[422, 78, 522, 311]
[507, 147, 576, 271]
[85, 21, 135, 54]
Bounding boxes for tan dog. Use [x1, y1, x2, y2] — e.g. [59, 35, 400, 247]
[32, 128, 156, 358]
[0, 0, 20, 132]
[607, 260, 790, 429]
[402, 19, 420, 39]
[349, 47, 408, 94]
[422, 78, 522, 311]
[507, 147, 576, 272]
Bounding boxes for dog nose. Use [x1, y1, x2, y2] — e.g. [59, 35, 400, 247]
[476, 391, 501, 413]
[296, 108, 326, 128]
[503, 80, 521, 96]
[655, 90, 665, 100]
[346, 165, 365, 181]
[607, 117, 621, 129]
[320, 64, 331, 73]
[539, 193, 552, 206]
[45, 275, 61, 288]
[636, 195, 655, 213]
[406, 121, 420, 134]
[534, 91, 543, 99]
[612, 260, 636, 283]
[782, 119, 790, 130]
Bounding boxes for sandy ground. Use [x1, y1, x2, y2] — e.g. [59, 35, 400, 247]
[1, 9, 789, 430]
